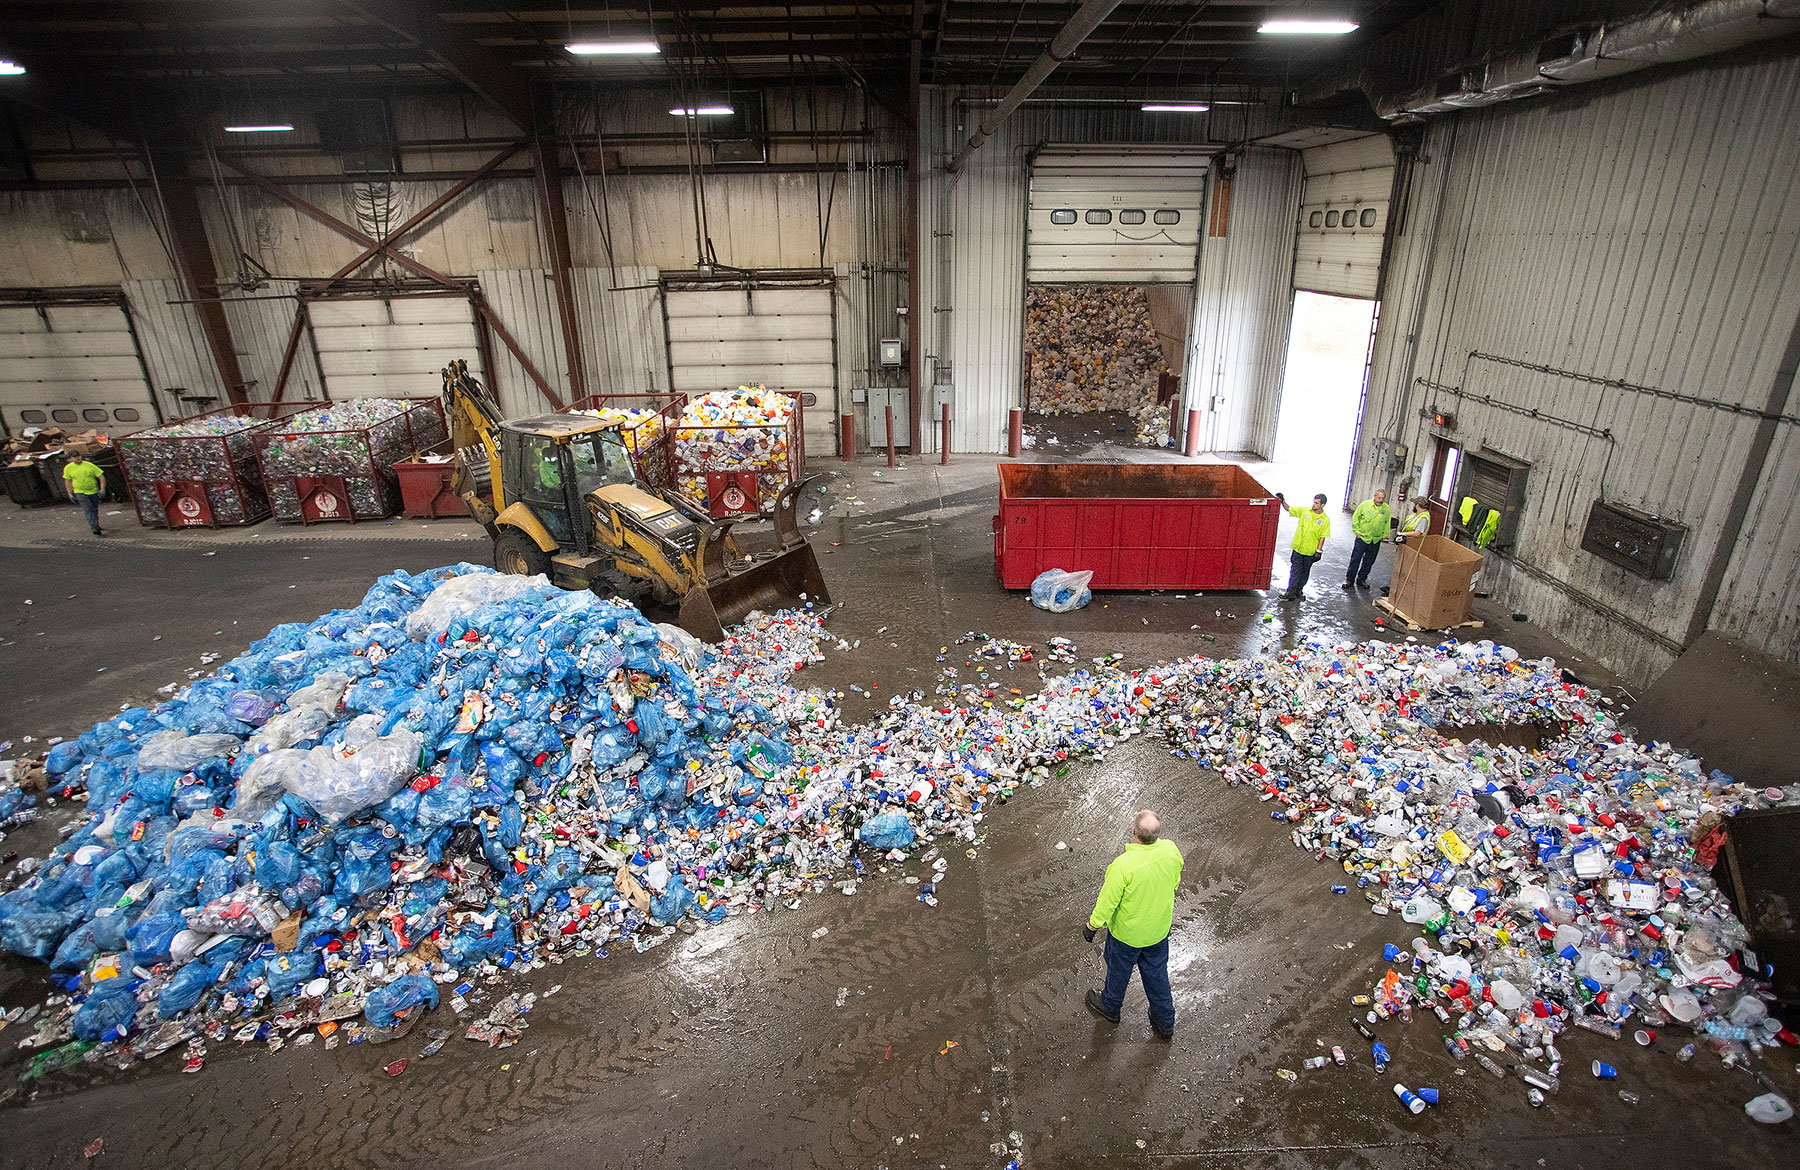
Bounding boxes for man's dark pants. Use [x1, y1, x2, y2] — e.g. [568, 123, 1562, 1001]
[1098, 933, 1175, 1033]
[1346, 537, 1381, 585]
[76, 491, 101, 534]
[1286, 550, 1320, 596]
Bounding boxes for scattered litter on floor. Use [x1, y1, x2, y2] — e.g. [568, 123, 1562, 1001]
[0, 569, 1790, 1125]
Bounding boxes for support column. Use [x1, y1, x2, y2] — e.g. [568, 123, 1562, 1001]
[533, 135, 587, 404]
[905, 0, 925, 454]
[155, 157, 248, 405]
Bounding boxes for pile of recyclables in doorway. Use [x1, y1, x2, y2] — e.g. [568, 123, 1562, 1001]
[0, 568, 1790, 1097]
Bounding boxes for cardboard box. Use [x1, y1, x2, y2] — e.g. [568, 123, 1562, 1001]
[1389, 534, 1483, 627]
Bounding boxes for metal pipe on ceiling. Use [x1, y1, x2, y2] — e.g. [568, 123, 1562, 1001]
[943, 0, 1127, 173]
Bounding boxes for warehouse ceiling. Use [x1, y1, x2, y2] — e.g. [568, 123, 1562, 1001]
[0, 1, 1444, 109]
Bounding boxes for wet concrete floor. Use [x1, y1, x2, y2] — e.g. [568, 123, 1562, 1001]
[0, 461, 1791, 1169]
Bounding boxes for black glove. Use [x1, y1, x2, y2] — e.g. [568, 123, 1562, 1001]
[1082, 924, 1098, 943]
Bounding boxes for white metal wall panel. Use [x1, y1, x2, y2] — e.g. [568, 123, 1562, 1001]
[1185, 148, 1305, 455]
[1027, 150, 1208, 283]
[122, 278, 224, 414]
[478, 269, 569, 419]
[664, 285, 836, 451]
[574, 266, 667, 398]
[0, 300, 160, 431]
[1294, 134, 1395, 298]
[308, 296, 479, 400]
[1347, 50, 1800, 685]
[221, 281, 325, 404]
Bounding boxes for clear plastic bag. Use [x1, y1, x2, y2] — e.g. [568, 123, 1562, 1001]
[404, 571, 550, 640]
[137, 731, 242, 772]
[1029, 568, 1094, 613]
[282, 728, 423, 823]
[234, 749, 310, 819]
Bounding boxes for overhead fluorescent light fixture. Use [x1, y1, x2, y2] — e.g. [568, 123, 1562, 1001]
[0, 60, 26, 76]
[224, 124, 295, 133]
[1142, 103, 1210, 113]
[670, 106, 734, 116]
[567, 41, 660, 55]
[1258, 19, 1359, 35]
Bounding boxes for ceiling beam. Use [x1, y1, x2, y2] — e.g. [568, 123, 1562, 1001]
[336, 0, 536, 129]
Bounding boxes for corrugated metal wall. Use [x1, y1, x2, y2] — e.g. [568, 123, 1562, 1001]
[121, 278, 226, 415]
[220, 280, 325, 403]
[923, 90, 1284, 453]
[1185, 148, 1304, 455]
[1350, 49, 1800, 684]
[481, 266, 668, 419]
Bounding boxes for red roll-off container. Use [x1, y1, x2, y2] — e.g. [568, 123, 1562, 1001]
[993, 462, 1280, 591]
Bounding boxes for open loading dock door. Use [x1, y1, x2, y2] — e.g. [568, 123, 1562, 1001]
[1293, 133, 1395, 299]
[1027, 147, 1208, 284]
[0, 292, 162, 433]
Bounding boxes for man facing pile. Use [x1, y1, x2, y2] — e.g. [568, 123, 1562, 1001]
[1084, 810, 1184, 1039]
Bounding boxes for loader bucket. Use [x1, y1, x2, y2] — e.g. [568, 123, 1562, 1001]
[677, 541, 831, 643]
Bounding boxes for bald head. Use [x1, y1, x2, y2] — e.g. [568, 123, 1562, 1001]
[1134, 810, 1161, 844]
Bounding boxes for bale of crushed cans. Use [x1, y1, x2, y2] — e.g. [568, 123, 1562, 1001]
[257, 398, 448, 523]
[0, 591, 1789, 1099]
[672, 387, 800, 513]
[116, 404, 310, 529]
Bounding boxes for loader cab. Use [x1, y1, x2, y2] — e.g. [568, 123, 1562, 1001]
[500, 416, 636, 551]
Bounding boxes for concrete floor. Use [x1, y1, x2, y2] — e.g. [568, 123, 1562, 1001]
[1, 450, 1791, 1169]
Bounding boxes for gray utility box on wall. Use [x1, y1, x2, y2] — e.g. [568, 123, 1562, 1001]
[1451, 448, 1530, 548]
[1580, 499, 1686, 579]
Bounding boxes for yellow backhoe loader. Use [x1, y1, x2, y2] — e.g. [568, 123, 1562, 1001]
[441, 360, 828, 641]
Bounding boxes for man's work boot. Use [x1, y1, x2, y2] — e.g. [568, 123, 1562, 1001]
[1085, 990, 1119, 1025]
[1150, 1016, 1175, 1041]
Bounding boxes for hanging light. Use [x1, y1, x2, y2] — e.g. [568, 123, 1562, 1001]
[1141, 103, 1210, 113]
[1258, 20, 1359, 35]
[0, 60, 26, 76]
[670, 106, 734, 117]
[567, 41, 660, 55]
[224, 124, 295, 133]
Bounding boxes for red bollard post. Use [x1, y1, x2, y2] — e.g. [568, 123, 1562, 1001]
[885, 404, 898, 467]
[1008, 407, 1023, 458]
[940, 403, 951, 465]
[1184, 408, 1202, 457]
[840, 413, 856, 461]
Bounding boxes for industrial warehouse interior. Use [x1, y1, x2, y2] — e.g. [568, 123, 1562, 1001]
[2, 2, 1799, 1167]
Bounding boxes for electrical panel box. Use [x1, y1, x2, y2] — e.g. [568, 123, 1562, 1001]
[866, 387, 910, 448]
[1580, 500, 1686, 579]
[878, 339, 904, 367]
[1450, 448, 1529, 548]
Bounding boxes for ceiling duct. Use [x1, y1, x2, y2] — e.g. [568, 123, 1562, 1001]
[1335, 1, 1800, 121]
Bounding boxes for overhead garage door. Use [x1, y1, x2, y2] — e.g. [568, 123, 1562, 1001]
[1293, 134, 1395, 298]
[0, 300, 160, 433]
[663, 284, 836, 454]
[1027, 148, 1209, 283]
[307, 295, 480, 400]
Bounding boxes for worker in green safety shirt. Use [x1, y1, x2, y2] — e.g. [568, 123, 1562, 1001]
[1084, 810, 1183, 1039]
[1343, 488, 1392, 590]
[1398, 499, 1432, 541]
[62, 450, 107, 537]
[1274, 491, 1331, 601]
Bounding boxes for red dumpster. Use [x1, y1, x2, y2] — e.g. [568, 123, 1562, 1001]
[994, 463, 1280, 591]
[392, 449, 469, 518]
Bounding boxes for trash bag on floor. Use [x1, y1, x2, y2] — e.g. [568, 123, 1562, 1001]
[364, 973, 439, 1027]
[72, 976, 138, 1041]
[280, 728, 423, 824]
[1030, 568, 1094, 613]
[859, 811, 915, 850]
[136, 731, 241, 772]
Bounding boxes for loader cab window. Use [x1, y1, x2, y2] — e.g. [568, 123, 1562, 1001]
[505, 430, 576, 545]
[570, 431, 637, 498]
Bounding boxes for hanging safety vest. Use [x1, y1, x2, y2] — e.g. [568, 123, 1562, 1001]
[1477, 509, 1500, 548]
[1458, 496, 1478, 526]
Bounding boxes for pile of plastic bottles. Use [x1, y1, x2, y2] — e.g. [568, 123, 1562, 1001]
[259, 399, 447, 521]
[1024, 284, 1167, 414]
[571, 406, 665, 455]
[118, 411, 282, 526]
[672, 387, 793, 511]
[0, 590, 1787, 1099]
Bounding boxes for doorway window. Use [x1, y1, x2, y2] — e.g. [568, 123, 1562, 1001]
[1429, 436, 1462, 503]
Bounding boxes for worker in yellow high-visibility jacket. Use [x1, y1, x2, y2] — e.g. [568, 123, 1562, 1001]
[1274, 491, 1331, 601]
